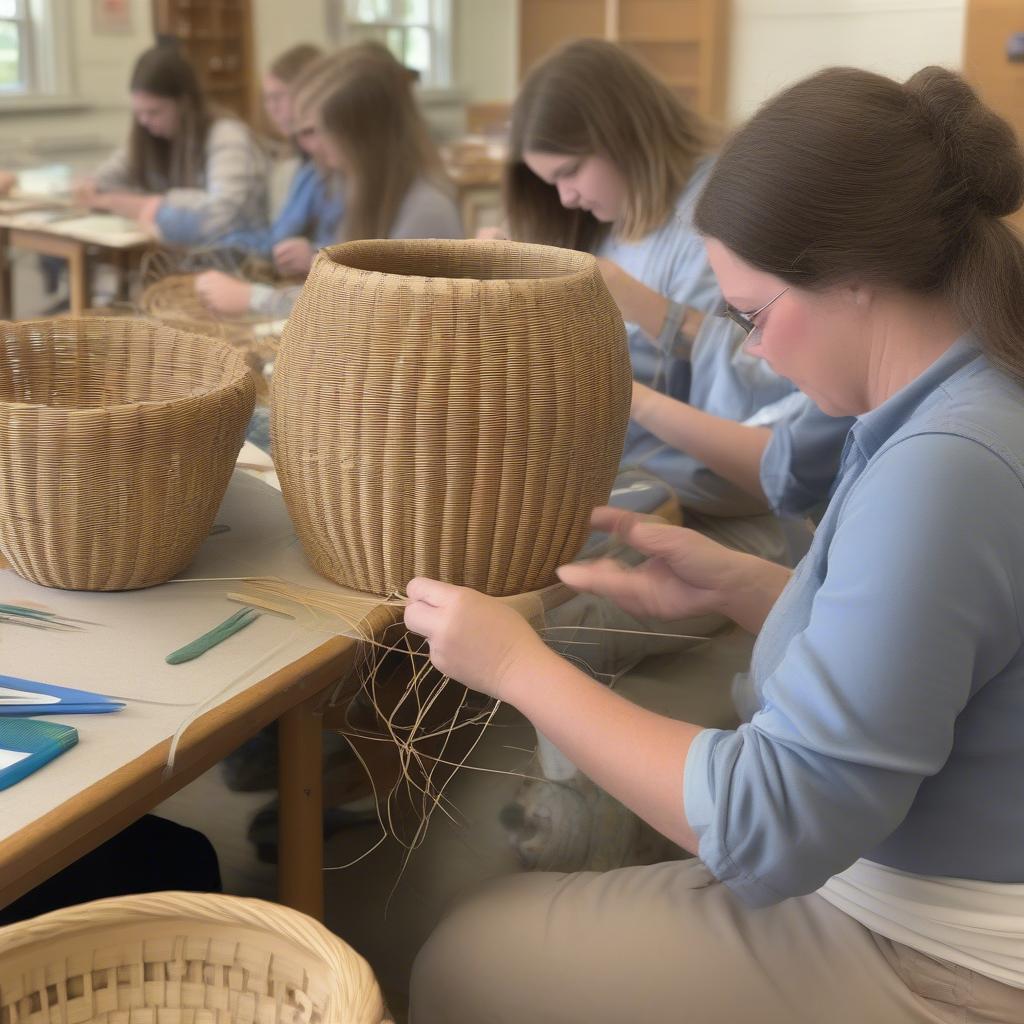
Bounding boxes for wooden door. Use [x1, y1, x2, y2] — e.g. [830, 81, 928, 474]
[964, 0, 1024, 230]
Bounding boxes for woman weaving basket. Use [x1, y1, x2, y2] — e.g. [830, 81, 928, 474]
[403, 65, 1024, 1024]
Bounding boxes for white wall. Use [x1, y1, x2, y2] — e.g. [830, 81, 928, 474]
[0, 0, 968, 159]
[0, 0, 154, 161]
[454, 0, 518, 103]
[727, 0, 967, 124]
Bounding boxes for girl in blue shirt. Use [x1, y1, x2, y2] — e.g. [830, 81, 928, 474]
[403, 66, 1024, 1024]
[502, 39, 797, 525]
[218, 44, 344, 275]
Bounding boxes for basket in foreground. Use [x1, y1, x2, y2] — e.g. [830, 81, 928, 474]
[0, 890, 390, 1023]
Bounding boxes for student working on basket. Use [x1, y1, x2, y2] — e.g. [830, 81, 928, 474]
[217, 43, 346, 275]
[403, 65, 1024, 1024]
[74, 44, 268, 245]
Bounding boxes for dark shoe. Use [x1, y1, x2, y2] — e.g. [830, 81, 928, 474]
[221, 726, 356, 793]
[248, 796, 379, 865]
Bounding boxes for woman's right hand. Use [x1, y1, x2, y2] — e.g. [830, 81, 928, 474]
[71, 178, 98, 208]
[475, 224, 508, 241]
[194, 270, 252, 315]
[557, 506, 790, 633]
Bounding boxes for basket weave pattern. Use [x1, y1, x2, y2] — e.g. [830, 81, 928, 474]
[0, 891, 389, 1024]
[139, 276, 285, 404]
[0, 317, 255, 591]
[271, 239, 631, 597]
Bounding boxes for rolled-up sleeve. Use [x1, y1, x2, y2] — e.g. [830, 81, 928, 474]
[760, 399, 854, 518]
[654, 235, 719, 358]
[685, 432, 1024, 906]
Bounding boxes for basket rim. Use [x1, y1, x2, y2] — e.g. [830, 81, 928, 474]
[318, 237, 600, 287]
[0, 315, 254, 414]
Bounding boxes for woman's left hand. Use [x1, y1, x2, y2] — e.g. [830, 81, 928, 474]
[273, 237, 315, 276]
[194, 270, 252, 315]
[403, 578, 553, 700]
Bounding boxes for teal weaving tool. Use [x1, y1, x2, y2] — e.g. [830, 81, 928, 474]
[165, 607, 261, 665]
[0, 719, 78, 790]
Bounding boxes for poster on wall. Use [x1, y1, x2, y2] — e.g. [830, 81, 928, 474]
[92, 0, 134, 35]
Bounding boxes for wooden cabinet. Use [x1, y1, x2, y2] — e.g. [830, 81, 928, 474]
[152, 0, 257, 123]
[519, 0, 730, 121]
[964, 0, 1024, 229]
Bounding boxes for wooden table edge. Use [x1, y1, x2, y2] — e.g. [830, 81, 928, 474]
[0, 601, 401, 911]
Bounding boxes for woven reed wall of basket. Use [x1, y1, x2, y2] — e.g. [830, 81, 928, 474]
[139, 275, 285, 404]
[0, 317, 255, 591]
[271, 238, 632, 597]
[0, 891, 390, 1024]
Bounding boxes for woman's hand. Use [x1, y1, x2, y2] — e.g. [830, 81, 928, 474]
[475, 224, 508, 241]
[88, 191, 152, 219]
[630, 379, 659, 424]
[0, 171, 15, 197]
[194, 270, 253, 315]
[71, 178, 97, 207]
[557, 507, 790, 633]
[403, 578, 554, 700]
[273, 237, 315, 277]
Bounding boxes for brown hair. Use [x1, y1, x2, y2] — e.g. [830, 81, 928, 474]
[318, 46, 445, 241]
[267, 43, 322, 85]
[695, 66, 1024, 385]
[126, 45, 212, 190]
[506, 38, 709, 251]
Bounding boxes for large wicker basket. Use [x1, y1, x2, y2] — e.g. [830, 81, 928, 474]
[271, 239, 631, 597]
[0, 891, 390, 1023]
[0, 317, 255, 591]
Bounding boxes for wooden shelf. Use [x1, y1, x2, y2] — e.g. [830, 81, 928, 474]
[152, 0, 256, 122]
[518, 0, 730, 122]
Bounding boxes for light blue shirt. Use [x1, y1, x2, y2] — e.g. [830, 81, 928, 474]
[219, 161, 344, 256]
[599, 161, 796, 514]
[759, 395, 854, 519]
[685, 338, 1024, 907]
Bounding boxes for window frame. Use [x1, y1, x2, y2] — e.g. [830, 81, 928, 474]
[333, 0, 454, 91]
[0, 0, 78, 110]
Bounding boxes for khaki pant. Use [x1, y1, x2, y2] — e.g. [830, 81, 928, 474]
[410, 859, 1024, 1023]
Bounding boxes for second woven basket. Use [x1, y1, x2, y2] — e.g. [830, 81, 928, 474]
[0, 317, 255, 591]
[271, 239, 631, 597]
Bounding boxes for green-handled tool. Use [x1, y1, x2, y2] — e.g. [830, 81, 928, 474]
[165, 607, 261, 665]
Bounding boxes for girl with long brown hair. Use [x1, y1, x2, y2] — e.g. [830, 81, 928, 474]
[404, 65, 1024, 1023]
[77, 44, 268, 245]
[197, 44, 460, 318]
[502, 39, 800, 554]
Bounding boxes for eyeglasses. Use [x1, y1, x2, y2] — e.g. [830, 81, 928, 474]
[715, 286, 789, 339]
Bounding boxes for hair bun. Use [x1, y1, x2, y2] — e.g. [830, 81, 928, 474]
[905, 66, 1024, 218]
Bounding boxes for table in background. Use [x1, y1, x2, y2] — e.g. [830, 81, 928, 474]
[0, 207, 154, 318]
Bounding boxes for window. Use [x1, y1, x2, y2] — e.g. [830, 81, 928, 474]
[0, 0, 74, 105]
[0, 0, 30, 93]
[336, 0, 453, 90]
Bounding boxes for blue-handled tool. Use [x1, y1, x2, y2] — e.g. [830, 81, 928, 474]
[0, 675, 125, 715]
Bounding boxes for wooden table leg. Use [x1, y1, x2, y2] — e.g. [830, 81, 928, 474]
[278, 693, 325, 920]
[66, 241, 88, 315]
[0, 228, 12, 320]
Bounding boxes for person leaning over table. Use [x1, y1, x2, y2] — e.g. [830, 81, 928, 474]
[194, 44, 460, 320]
[402, 65, 1024, 1024]
[74, 44, 268, 245]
